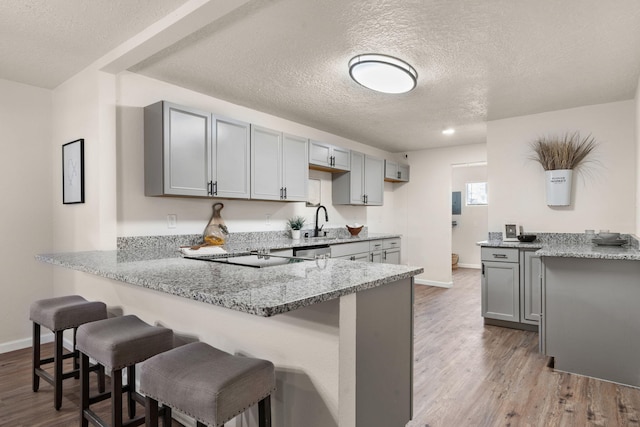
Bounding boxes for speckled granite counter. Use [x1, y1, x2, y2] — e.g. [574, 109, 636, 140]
[478, 233, 640, 261]
[36, 249, 422, 317]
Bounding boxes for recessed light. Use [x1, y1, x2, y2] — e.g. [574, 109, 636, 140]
[348, 54, 417, 94]
[442, 128, 455, 135]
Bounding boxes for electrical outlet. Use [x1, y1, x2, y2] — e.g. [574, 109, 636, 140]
[265, 214, 271, 226]
[167, 214, 177, 229]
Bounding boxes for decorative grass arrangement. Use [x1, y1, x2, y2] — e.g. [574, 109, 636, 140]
[287, 216, 306, 230]
[530, 132, 598, 171]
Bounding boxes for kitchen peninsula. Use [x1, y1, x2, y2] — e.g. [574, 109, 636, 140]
[37, 234, 423, 427]
[480, 233, 640, 388]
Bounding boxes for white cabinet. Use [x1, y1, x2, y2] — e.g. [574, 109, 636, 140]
[384, 160, 410, 182]
[251, 125, 308, 201]
[309, 140, 350, 171]
[144, 101, 250, 199]
[332, 151, 384, 205]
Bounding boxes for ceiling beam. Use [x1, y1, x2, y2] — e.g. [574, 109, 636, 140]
[95, 0, 252, 74]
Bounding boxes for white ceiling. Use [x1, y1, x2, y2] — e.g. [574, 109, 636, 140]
[3, 0, 640, 153]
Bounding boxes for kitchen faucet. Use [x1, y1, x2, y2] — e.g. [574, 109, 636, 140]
[314, 205, 328, 237]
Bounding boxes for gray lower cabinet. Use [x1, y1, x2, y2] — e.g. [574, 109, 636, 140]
[481, 258, 520, 322]
[382, 238, 401, 264]
[250, 125, 308, 201]
[481, 246, 541, 328]
[520, 250, 541, 324]
[144, 101, 250, 199]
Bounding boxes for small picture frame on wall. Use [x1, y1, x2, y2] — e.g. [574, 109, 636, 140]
[62, 139, 84, 204]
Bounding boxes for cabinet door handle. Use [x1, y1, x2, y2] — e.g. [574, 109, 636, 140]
[493, 254, 508, 259]
[350, 256, 355, 261]
[213, 181, 218, 196]
[482, 263, 485, 276]
[370, 253, 374, 262]
[279, 188, 283, 199]
[383, 250, 387, 260]
[284, 187, 287, 199]
[207, 181, 212, 196]
[397, 171, 401, 179]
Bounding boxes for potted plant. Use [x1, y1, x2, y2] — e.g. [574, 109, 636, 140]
[287, 216, 306, 239]
[529, 132, 597, 206]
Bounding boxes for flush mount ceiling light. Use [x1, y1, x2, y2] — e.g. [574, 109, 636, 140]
[348, 54, 417, 94]
[442, 128, 455, 135]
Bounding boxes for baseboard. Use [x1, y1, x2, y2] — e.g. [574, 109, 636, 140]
[457, 263, 481, 269]
[415, 278, 453, 288]
[0, 332, 54, 354]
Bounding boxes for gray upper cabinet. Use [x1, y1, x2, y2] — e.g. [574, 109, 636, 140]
[333, 151, 384, 205]
[212, 116, 250, 198]
[384, 160, 410, 182]
[251, 125, 308, 201]
[144, 101, 250, 199]
[145, 101, 210, 197]
[309, 140, 350, 172]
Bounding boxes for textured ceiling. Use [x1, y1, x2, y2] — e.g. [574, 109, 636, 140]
[3, 0, 640, 152]
[0, 0, 188, 88]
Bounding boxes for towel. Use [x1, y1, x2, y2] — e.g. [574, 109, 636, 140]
[180, 246, 227, 257]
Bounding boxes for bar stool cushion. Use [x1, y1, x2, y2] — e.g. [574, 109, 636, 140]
[30, 295, 107, 331]
[140, 342, 276, 426]
[76, 315, 173, 371]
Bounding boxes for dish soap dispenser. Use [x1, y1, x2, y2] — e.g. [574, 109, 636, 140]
[203, 203, 229, 246]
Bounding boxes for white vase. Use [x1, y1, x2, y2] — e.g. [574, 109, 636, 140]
[291, 229, 301, 239]
[545, 169, 572, 206]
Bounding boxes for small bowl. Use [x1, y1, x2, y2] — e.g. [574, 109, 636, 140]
[597, 232, 620, 241]
[346, 225, 363, 236]
[517, 234, 537, 243]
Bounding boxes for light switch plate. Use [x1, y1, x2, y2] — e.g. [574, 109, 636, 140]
[167, 214, 177, 229]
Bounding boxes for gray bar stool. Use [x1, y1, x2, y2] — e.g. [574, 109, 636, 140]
[30, 295, 108, 410]
[141, 342, 276, 427]
[77, 314, 174, 427]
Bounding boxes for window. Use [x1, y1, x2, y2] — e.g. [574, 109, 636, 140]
[466, 182, 488, 205]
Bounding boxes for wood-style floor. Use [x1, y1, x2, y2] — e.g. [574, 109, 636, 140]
[408, 268, 640, 427]
[3, 268, 640, 426]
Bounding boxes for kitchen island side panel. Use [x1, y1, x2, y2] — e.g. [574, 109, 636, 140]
[543, 257, 640, 387]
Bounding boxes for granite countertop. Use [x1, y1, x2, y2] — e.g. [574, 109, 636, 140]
[478, 234, 640, 261]
[219, 233, 402, 254]
[36, 249, 422, 317]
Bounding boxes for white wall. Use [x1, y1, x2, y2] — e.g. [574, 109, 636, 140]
[0, 79, 53, 351]
[452, 164, 488, 268]
[636, 76, 640, 235]
[405, 144, 487, 286]
[487, 101, 636, 234]
[116, 72, 408, 241]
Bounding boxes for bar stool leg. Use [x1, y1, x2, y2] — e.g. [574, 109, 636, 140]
[162, 405, 172, 427]
[54, 330, 64, 410]
[112, 368, 123, 427]
[127, 365, 136, 419]
[32, 323, 41, 392]
[73, 327, 79, 379]
[145, 396, 159, 427]
[259, 395, 272, 427]
[98, 364, 106, 393]
[80, 353, 90, 427]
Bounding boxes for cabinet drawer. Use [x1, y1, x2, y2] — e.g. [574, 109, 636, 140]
[481, 247, 518, 263]
[383, 238, 401, 250]
[369, 240, 383, 252]
[331, 241, 371, 258]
